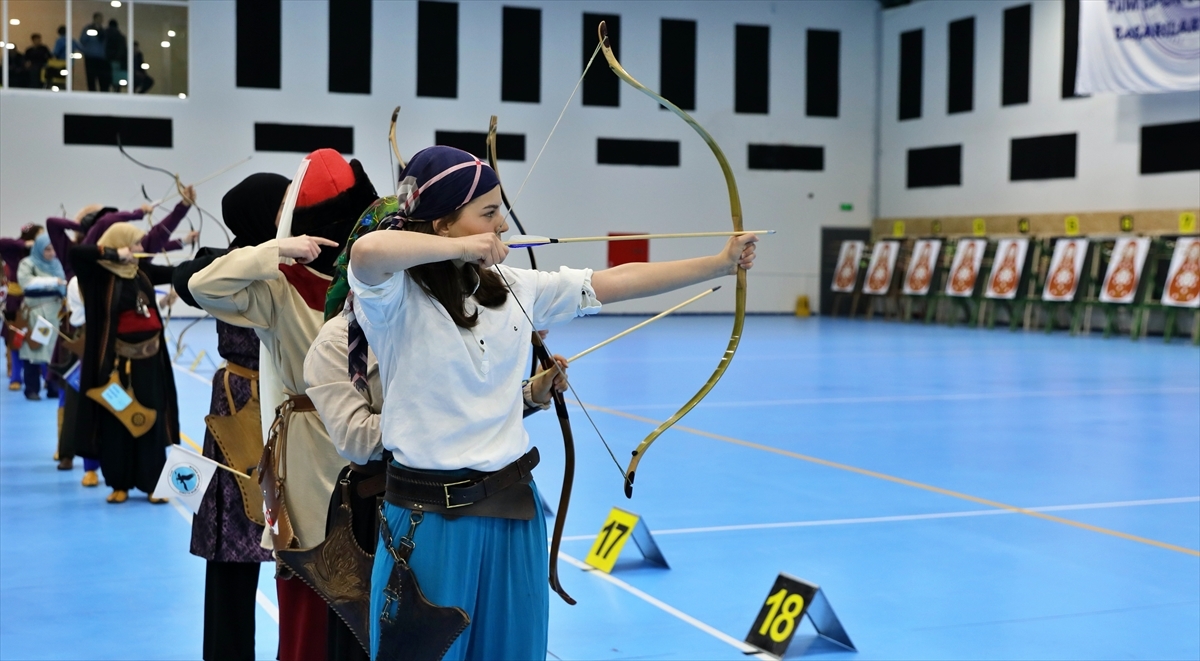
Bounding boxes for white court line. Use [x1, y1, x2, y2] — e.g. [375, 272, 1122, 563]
[172, 363, 217, 385]
[594, 387, 1200, 411]
[557, 497, 1200, 542]
[558, 552, 775, 661]
[170, 496, 280, 623]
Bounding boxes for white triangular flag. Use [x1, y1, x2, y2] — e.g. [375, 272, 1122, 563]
[152, 445, 219, 513]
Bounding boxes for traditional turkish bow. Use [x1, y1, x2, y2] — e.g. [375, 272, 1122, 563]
[487, 116, 578, 605]
[595, 22, 746, 497]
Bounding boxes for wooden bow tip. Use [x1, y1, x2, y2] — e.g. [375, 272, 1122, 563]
[599, 21, 609, 45]
[390, 106, 400, 123]
[623, 471, 635, 499]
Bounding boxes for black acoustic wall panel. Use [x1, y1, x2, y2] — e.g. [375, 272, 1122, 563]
[434, 131, 526, 161]
[660, 19, 697, 110]
[502, 7, 540, 103]
[255, 123, 354, 154]
[597, 139, 680, 166]
[236, 0, 280, 89]
[64, 114, 172, 147]
[329, 0, 371, 94]
[735, 24, 770, 114]
[806, 29, 840, 118]
[1002, 4, 1032, 106]
[748, 145, 824, 171]
[583, 13, 620, 107]
[947, 17, 974, 114]
[898, 29, 923, 120]
[1141, 121, 1200, 174]
[907, 145, 961, 188]
[417, 1, 458, 98]
[1010, 133, 1076, 180]
[1062, 0, 1082, 98]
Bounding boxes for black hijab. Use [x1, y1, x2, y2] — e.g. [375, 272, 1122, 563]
[222, 173, 291, 248]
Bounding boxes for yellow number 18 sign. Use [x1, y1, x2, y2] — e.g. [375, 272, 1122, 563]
[744, 573, 855, 656]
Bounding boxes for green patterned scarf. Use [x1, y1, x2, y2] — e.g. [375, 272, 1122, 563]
[324, 195, 399, 320]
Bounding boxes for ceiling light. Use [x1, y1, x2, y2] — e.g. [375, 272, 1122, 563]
[9, 19, 20, 26]
[161, 40, 170, 48]
[119, 79, 128, 86]
[51, 85, 60, 91]
[60, 69, 69, 75]
[87, 28, 98, 36]
[111, 0, 122, 6]
[178, 93, 187, 99]
[167, 30, 175, 37]
[72, 52, 82, 59]
[5, 43, 13, 50]
[140, 62, 149, 70]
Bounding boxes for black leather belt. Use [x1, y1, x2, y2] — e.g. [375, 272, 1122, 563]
[384, 448, 540, 519]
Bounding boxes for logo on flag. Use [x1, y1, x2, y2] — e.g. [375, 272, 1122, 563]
[170, 464, 202, 495]
[153, 445, 220, 514]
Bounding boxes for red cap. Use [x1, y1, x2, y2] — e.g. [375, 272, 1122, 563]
[297, 149, 356, 208]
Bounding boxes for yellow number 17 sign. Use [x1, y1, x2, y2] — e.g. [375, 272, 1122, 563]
[583, 507, 669, 573]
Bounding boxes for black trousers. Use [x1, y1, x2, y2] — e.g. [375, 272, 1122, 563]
[84, 57, 110, 91]
[203, 561, 260, 660]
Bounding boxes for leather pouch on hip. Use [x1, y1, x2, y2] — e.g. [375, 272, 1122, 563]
[258, 400, 299, 553]
[205, 365, 265, 527]
[86, 361, 156, 438]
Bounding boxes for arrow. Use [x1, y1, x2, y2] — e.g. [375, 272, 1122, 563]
[529, 286, 719, 381]
[506, 230, 774, 249]
[146, 155, 254, 209]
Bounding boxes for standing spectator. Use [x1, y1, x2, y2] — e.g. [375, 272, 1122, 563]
[25, 34, 52, 88]
[79, 12, 110, 92]
[53, 25, 81, 60]
[16, 234, 66, 400]
[1, 225, 41, 391]
[133, 41, 154, 93]
[105, 19, 127, 90]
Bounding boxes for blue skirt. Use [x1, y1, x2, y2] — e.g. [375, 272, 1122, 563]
[370, 471, 549, 661]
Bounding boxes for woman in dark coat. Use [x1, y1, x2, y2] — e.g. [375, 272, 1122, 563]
[70, 223, 179, 504]
[172, 172, 289, 661]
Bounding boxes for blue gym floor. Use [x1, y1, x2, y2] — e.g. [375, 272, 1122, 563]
[2, 315, 1197, 660]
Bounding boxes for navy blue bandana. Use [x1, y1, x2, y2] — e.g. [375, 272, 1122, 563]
[345, 146, 500, 391]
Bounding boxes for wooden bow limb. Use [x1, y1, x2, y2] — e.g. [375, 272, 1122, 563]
[507, 230, 774, 249]
[147, 155, 253, 208]
[529, 287, 719, 381]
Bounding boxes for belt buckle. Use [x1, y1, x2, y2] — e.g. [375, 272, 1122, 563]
[443, 480, 473, 509]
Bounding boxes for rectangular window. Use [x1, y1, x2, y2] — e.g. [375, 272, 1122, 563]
[583, 13, 619, 107]
[133, 3, 189, 97]
[947, 17, 974, 114]
[64, 114, 172, 147]
[806, 29, 840, 118]
[1140, 121, 1200, 174]
[898, 29, 922, 121]
[907, 145, 961, 188]
[255, 123, 354, 154]
[237, 0, 280, 89]
[434, 131, 526, 161]
[329, 0, 371, 94]
[735, 24, 769, 114]
[417, 1, 457, 98]
[1062, 0, 1082, 98]
[597, 138, 680, 166]
[660, 19, 696, 110]
[4, 0, 65, 91]
[501, 7, 540, 103]
[1010, 133, 1076, 180]
[748, 145, 824, 171]
[1002, 4, 1031, 106]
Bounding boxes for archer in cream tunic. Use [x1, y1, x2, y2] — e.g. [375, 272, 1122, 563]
[189, 239, 344, 549]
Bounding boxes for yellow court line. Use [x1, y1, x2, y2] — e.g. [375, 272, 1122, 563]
[578, 402, 1200, 558]
[180, 432, 203, 453]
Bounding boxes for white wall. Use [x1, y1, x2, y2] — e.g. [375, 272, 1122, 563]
[0, 0, 881, 313]
[878, 0, 1200, 218]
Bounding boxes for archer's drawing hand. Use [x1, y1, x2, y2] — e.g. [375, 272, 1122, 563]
[183, 231, 200, 246]
[721, 233, 758, 274]
[180, 185, 196, 207]
[279, 236, 339, 264]
[456, 233, 509, 268]
[115, 247, 137, 264]
[140, 203, 155, 215]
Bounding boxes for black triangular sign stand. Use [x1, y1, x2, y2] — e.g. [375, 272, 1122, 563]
[744, 573, 854, 657]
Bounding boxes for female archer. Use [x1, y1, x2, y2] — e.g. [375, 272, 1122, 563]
[347, 146, 757, 660]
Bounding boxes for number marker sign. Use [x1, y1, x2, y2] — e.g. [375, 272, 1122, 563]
[744, 573, 854, 657]
[583, 507, 668, 573]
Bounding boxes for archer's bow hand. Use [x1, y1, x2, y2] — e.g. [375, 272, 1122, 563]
[722, 233, 759, 274]
[530, 353, 570, 405]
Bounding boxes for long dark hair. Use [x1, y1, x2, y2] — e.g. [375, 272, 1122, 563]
[402, 214, 507, 329]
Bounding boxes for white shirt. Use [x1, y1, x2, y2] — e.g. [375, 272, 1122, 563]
[67, 277, 86, 327]
[348, 263, 600, 471]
